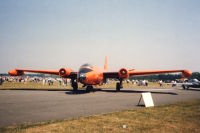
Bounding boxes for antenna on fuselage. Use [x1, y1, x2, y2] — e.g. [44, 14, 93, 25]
[104, 56, 108, 71]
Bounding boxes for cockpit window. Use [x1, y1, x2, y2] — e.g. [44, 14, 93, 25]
[80, 63, 93, 69]
[79, 63, 93, 74]
[79, 68, 92, 73]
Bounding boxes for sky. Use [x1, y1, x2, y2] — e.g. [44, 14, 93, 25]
[0, 0, 200, 73]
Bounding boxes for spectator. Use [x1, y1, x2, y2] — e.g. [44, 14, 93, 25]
[0, 77, 3, 85]
[159, 80, 163, 87]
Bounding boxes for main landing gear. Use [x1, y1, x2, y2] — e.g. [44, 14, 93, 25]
[116, 80, 123, 92]
[71, 79, 78, 92]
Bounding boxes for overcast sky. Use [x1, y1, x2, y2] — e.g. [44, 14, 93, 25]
[0, 0, 200, 73]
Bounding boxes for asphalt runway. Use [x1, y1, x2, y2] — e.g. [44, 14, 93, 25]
[0, 88, 200, 127]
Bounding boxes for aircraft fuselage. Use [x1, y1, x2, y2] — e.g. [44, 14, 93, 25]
[78, 64, 103, 85]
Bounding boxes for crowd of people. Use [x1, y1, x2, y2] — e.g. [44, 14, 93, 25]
[0, 77, 4, 85]
[129, 79, 178, 87]
[0, 76, 180, 87]
[131, 80, 149, 86]
[0, 76, 69, 86]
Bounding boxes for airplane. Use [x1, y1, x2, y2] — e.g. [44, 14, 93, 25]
[182, 79, 200, 90]
[8, 56, 192, 92]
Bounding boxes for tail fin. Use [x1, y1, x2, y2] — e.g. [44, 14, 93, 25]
[104, 56, 108, 71]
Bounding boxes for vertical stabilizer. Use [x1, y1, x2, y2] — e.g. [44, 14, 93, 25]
[104, 56, 108, 71]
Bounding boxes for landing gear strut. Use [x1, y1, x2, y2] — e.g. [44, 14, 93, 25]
[71, 79, 78, 92]
[116, 79, 123, 92]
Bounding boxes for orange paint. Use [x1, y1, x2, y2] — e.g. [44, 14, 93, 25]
[59, 68, 71, 77]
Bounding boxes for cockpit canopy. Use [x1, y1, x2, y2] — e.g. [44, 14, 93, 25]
[79, 63, 93, 73]
[80, 63, 93, 69]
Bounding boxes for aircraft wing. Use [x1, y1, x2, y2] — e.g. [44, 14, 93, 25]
[103, 69, 192, 79]
[8, 68, 77, 78]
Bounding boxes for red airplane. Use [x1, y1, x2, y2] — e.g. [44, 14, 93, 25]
[8, 56, 192, 92]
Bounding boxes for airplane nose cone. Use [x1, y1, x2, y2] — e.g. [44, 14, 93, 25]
[79, 73, 86, 83]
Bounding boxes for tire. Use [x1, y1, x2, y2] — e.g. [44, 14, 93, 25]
[116, 82, 120, 92]
[86, 86, 93, 92]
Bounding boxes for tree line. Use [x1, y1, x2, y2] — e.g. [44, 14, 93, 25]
[130, 72, 200, 81]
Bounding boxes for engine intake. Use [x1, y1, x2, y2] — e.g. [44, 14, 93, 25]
[59, 68, 71, 77]
[118, 68, 129, 79]
[8, 69, 24, 76]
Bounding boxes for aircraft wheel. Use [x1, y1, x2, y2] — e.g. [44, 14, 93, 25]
[116, 82, 120, 92]
[86, 85, 93, 92]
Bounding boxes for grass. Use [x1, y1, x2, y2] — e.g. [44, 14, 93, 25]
[0, 99, 200, 133]
[0, 81, 70, 90]
[0, 81, 173, 90]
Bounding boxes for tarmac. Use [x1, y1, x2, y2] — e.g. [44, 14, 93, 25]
[0, 88, 200, 127]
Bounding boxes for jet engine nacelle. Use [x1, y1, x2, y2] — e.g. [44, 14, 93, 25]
[118, 68, 129, 79]
[59, 68, 71, 77]
[8, 69, 24, 76]
[182, 70, 192, 78]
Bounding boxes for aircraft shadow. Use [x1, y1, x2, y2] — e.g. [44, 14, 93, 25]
[65, 88, 178, 95]
[1, 88, 178, 95]
[65, 88, 102, 95]
[99, 89, 178, 95]
[65, 90, 91, 95]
